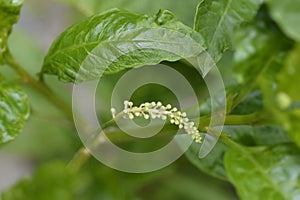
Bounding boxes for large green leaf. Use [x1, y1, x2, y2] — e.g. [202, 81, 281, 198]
[224, 144, 300, 200]
[185, 125, 291, 180]
[0, 74, 30, 144]
[266, 0, 300, 42]
[0, 0, 22, 63]
[194, 0, 262, 74]
[42, 9, 206, 83]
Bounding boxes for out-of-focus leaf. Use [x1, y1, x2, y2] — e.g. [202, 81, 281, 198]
[278, 44, 300, 102]
[224, 144, 300, 200]
[232, 8, 292, 111]
[1, 161, 82, 200]
[57, 0, 199, 26]
[0, 74, 30, 144]
[266, 0, 300, 42]
[230, 90, 263, 115]
[0, 0, 22, 63]
[274, 44, 300, 147]
[194, 0, 262, 74]
[42, 9, 205, 83]
[185, 125, 290, 180]
[233, 8, 291, 77]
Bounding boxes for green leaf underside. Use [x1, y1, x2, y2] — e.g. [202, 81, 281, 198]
[0, 74, 30, 143]
[194, 0, 262, 74]
[266, 0, 300, 42]
[225, 144, 300, 200]
[42, 9, 206, 83]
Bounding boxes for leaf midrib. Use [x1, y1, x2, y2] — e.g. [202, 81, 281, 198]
[230, 146, 288, 199]
[208, 0, 232, 46]
[44, 31, 203, 66]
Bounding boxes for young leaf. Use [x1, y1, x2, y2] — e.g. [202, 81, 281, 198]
[0, 74, 30, 144]
[194, 0, 262, 74]
[224, 144, 300, 200]
[0, 0, 23, 63]
[266, 0, 300, 42]
[42, 9, 206, 83]
[0, 0, 22, 31]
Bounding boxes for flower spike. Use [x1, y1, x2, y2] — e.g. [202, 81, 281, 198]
[113, 100, 202, 143]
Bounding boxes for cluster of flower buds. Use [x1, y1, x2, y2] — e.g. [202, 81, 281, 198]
[112, 100, 201, 143]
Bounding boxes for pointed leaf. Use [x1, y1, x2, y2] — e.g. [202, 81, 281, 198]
[42, 9, 206, 83]
[185, 125, 290, 180]
[194, 0, 262, 74]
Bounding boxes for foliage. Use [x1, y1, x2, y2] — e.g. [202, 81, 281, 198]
[0, 0, 300, 199]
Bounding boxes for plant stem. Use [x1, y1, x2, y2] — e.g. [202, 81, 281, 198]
[67, 147, 91, 172]
[3, 50, 73, 119]
[198, 111, 269, 131]
[219, 134, 249, 153]
[67, 110, 272, 171]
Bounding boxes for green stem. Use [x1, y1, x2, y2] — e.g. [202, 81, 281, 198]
[101, 112, 124, 129]
[68, 110, 272, 171]
[198, 111, 269, 131]
[219, 134, 246, 152]
[3, 50, 73, 120]
[67, 147, 91, 172]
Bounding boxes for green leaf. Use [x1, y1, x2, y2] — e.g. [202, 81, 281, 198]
[0, 0, 22, 31]
[274, 44, 300, 147]
[0, 74, 30, 144]
[0, 0, 22, 63]
[278, 44, 300, 102]
[233, 9, 288, 65]
[1, 161, 81, 200]
[185, 125, 290, 180]
[185, 141, 228, 180]
[231, 8, 292, 111]
[231, 90, 263, 115]
[194, 0, 262, 74]
[224, 144, 300, 200]
[42, 9, 206, 83]
[266, 0, 300, 42]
